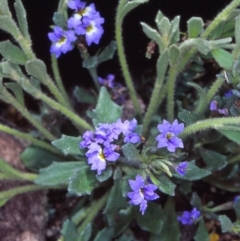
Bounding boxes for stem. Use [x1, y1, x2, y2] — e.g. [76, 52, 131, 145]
[196, 78, 225, 114]
[167, 66, 178, 121]
[206, 201, 233, 213]
[0, 158, 38, 181]
[179, 117, 240, 139]
[142, 50, 168, 136]
[2, 87, 55, 141]
[77, 192, 109, 234]
[0, 123, 60, 154]
[0, 184, 47, 200]
[51, 55, 73, 109]
[115, 0, 141, 117]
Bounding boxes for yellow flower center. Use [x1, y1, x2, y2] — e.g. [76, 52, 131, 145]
[166, 132, 173, 140]
[86, 24, 93, 33]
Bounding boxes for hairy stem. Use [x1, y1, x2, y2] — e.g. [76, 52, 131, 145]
[179, 117, 240, 139]
[115, 0, 141, 117]
[0, 123, 60, 154]
[2, 87, 55, 141]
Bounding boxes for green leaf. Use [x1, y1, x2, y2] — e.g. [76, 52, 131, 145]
[0, 40, 26, 65]
[219, 215, 233, 233]
[25, 59, 47, 83]
[157, 174, 176, 196]
[174, 160, 211, 181]
[136, 202, 163, 234]
[103, 179, 127, 226]
[211, 48, 234, 70]
[73, 86, 96, 104]
[119, 0, 148, 20]
[155, 10, 164, 26]
[82, 56, 98, 69]
[0, 197, 9, 207]
[200, 149, 227, 171]
[168, 44, 180, 66]
[194, 219, 209, 241]
[96, 167, 112, 182]
[92, 87, 122, 126]
[52, 135, 84, 156]
[61, 219, 77, 241]
[34, 161, 85, 186]
[77, 224, 92, 241]
[157, 17, 171, 38]
[232, 58, 240, 78]
[20, 146, 66, 172]
[178, 110, 202, 125]
[93, 227, 114, 241]
[150, 198, 180, 241]
[98, 41, 117, 64]
[14, 0, 30, 41]
[0, 0, 11, 17]
[0, 15, 20, 39]
[68, 167, 96, 196]
[219, 129, 240, 145]
[190, 192, 202, 209]
[187, 17, 204, 38]
[122, 143, 141, 161]
[195, 38, 212, 55]
[5, 82, 24, 106]
[235, 15, 240, 46]
[168, 16, 180, 44]
[53, 12, 66, 28]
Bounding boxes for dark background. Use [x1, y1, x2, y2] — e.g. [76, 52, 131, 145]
[6, 0, 232, 90]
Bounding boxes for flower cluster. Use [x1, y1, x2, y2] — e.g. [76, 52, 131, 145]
[210, 101, 228, 116]
[177, 208, 200, 225]
[127, 175, 159, 215]
[156, 119, 184, 152]
[80, 119, 141, 174]
[48, 0, 104, 57]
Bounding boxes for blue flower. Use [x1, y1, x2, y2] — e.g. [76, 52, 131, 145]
[48, 26, 76, 57]
[224, 90, 233, 98]
[80, 130, 94, 148]
[98, 74, 115, 89]
[177, 208, 200, 225]
[210, 101, 229, 116]
[156, 119, 184, 152]
[127, 175, 159, 215]
[122, 119, 141, 144]
[210, 101, 218, 111]
[176, 161, 188, 176]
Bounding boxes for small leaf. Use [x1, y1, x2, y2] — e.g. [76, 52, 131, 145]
[61, 219, 77, 241]
[195, 38, 212, 55]
[211, 48, 234, 70]
[219, 215, 233, 233]
[52, 135, 84, 156]
[92, 87, 122, 126]
[82, 56, 98, 69]
[174, 160, 211, 181]
[14, 0, 30, 41]
[77, 223, 92, 241]
[0, 0, 11, 17]
[98, 41, 117, 64]
[25, 59, 47, 83]
[118, 0, 148, 20]
[96, 167, 112, 182]
[136, 202, 163, 234]
[200, 149, 227, 171]
[157, 17, 171, 38]
[34, 161, 86, 186]
[0, 15, 20, 39]
[103, 179, 127, 225]
[93, 228, 114, 241]
[157, 174, 176, 196]
[187, 17, 204, 38]
[219, 129, 240, 145]
[0, 197, 9, 207]
[53, 12, 66, 28]
[194, 219, 209, 241]
[5, 82, 24, 106]
[74, 86, 96, 104]
[0, 40, 27, 65]
[190, 192, 202, 209]
[168, 16, 180, 44]
[122, 143, 141, 161]
[178, 110, 202, 125]
[20, 146, 66, 172]
[68, 167, 96, 196]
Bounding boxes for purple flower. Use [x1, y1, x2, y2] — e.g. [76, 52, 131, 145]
[176, 161, 188, 176]
[234, 196, 240, 203]
[224, 90, 233, 98]
[218, 108, 229, 116]
[82, 15, 104, 46]
[156, 119, 184, 152]
[127, 175, 159, 215]
[210, 101, 218, 111]
[122, 119, 141, 144]
[177, 208, 200, 225]
[48, 26, 77, 57]
[98, 74, 115, 89]
[80, 130, 94, 148]
[103, 144, 120, 161]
